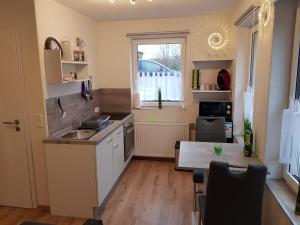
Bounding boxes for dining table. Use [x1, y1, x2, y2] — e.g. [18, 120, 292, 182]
[178, 141, 262, 170]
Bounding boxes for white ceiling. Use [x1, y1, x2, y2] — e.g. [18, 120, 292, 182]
[54, 0, 241, 21]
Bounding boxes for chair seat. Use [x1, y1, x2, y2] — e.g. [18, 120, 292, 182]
[193, 169, 204, 183]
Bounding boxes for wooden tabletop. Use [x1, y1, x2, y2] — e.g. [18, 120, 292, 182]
[178, 141, 261, 170]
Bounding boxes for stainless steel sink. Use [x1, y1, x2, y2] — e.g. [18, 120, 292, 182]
[61, 129, 97, 140]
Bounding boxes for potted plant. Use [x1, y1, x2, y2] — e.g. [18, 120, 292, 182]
[158, 87, 162, 109]
[244, 119, 253, 157]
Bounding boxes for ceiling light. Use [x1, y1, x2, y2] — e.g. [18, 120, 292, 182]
[109, 0, 153, 5]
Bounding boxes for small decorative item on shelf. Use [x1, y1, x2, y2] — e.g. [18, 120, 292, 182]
[217, 69, 231, 90]
[60, 37, 72, 61]
[158, 87, 162, 109]
[214, 144, 223, 155]
[74, 50, 85, 61]
[244, 119, 253, 157]
[192, 69, 200, 90]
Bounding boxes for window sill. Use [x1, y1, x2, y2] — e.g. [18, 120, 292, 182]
[132, 105, 186, 111]
[266, 179, 300, 225]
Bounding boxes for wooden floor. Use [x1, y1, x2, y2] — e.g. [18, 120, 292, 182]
[0, 160, 194, 225]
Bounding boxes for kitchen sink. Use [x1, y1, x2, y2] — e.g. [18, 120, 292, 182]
[61, 129, 97, 140]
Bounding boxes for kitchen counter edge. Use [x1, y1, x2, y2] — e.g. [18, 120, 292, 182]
[43, 114, 132, 145]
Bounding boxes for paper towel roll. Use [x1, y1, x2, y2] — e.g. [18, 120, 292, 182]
[133, 93, 141, 109]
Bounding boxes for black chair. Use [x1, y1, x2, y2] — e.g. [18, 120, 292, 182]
[198, 161, 267, 225]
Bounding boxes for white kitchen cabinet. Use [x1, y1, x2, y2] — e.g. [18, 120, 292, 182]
[96, 134, 114, 205]
[112, 126, 124, 183]
[44, 125, 126, 218]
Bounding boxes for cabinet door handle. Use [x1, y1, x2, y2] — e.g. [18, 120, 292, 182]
[107, 139, 113, 144]
[116, 130, 122, 135]
[113, 144, 119, 149]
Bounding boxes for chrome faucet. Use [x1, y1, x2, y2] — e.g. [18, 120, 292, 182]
[72, 120, 81, 130]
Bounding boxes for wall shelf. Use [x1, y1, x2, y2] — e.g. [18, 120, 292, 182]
[61, 60, 88, 65]
[192, 59, 233, 63]
[61, 78, 89, 84]
[45, 49, 90, 84]
[191, 90, 231, 93]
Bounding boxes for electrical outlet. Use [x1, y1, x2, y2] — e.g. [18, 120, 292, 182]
[94, 107, 100, 113]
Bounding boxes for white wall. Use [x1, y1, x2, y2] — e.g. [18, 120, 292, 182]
[34, 0, 98, 99]
[96, 14, 235, 124]
[34, 0, 98, 205]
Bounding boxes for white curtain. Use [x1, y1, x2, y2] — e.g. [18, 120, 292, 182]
[279, 100, 300, 172]
[137, 71, 183, 102]
[244, 86, 255, 124]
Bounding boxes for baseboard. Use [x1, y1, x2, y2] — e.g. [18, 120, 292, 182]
[132, 155, 175, 162]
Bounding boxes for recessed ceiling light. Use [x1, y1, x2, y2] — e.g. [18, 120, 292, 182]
[129, 0, 136, 5]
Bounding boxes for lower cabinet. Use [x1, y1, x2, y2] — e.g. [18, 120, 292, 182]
[44, 125, 125, 218]
[96, 135, 114, 205]
[96, 126, 124, 204]
[112, 126, 124, 183]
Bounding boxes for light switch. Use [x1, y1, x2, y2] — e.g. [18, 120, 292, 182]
[94, 107, 100, 113]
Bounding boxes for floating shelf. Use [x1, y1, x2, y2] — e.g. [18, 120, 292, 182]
[61, 60, 88, 65]
[192, 59, 233, 63]
[62, 78, 89, 84]
[191, 90, 231, 93]
[44, 49, 90, 84]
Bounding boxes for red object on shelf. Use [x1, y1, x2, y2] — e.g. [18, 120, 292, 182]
[217, 69, 231, 90]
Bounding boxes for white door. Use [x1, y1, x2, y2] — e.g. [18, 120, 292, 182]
[96, 135, 114, 205]
[112, 126, 124, 182]
[0, 30, 33, 208]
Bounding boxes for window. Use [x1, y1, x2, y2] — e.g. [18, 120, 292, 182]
[249, 31, 258, 88]
[283, 11, 300, 193]
[131, 38, 186, 106]
[296, 47, 300, 99]
[244, 29, 258, 125]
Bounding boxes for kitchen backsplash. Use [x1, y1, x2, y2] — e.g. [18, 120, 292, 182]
[46, 88, 131, 136]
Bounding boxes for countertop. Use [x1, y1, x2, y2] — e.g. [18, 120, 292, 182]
[43, 113, 132, 145]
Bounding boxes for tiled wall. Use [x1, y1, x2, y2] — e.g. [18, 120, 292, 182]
[46, 88, 131, 136]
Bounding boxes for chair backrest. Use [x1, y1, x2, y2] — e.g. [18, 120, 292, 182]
[196, 117, 226, 143]
[204, 161, 267, 225]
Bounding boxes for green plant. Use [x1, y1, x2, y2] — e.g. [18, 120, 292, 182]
[158, 87, 162, 109]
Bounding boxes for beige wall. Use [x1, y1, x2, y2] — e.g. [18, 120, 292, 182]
[34, 0, 98, 99]
[0, 0, 47, 206]
[96, 14, 235, 123]
[34, 0, 98, 205]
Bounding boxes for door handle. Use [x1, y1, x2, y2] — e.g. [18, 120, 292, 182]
[2, 120, 20, 125]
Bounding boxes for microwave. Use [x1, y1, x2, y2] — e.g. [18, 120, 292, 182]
[199, 101, 232, 118]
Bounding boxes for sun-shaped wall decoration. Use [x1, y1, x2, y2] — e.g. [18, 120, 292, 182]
[191, 14, 233, 59]
[208, 32, 227, 50]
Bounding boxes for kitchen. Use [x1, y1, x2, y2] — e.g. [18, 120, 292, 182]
[0, 0, 300, 225]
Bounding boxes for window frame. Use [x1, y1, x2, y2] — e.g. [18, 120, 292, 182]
[249, 28, 258, 88]
[283, 8, 300, 194]
[131, 37, 186, 107]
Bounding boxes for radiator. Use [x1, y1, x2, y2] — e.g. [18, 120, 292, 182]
[134, 122, 189, 158]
